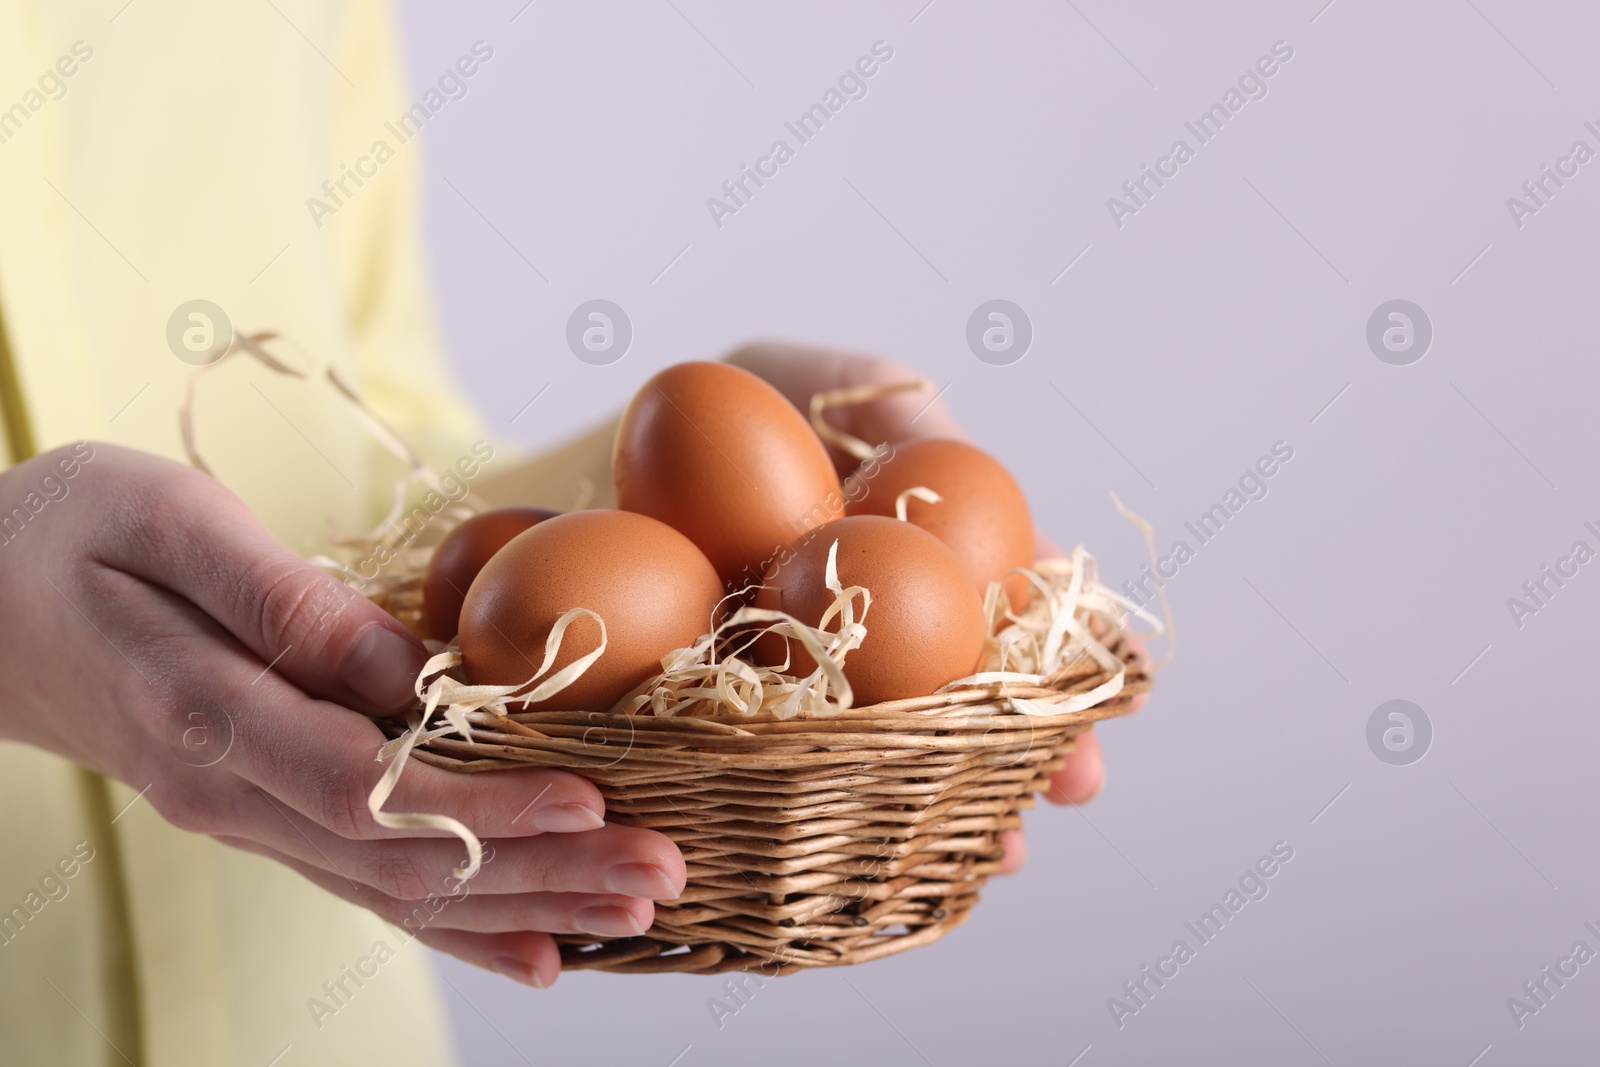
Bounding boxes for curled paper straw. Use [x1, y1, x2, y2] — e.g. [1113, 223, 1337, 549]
[894, 486, 942, 521]
[370, 608, 610, 884]
[180, 330, 491, 545]
[1110, 491, 1174, 671]
[809, 378, 932, 463]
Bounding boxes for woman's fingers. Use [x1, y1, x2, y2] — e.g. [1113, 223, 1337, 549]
[436, 891, 653, 938]
[227, 839, 562, 987]
[1004, 734, 1102, 877]
[462, 822, 686, 899]
[86, 448, 428, 716]
[96, 579, 628, 849]
[247, 702, 610, 842]
[1045, 730, 1104, 806]
[195, 643, 612, 842]
[220, 793, 685, 901]
[414, 928, 561, 989]
[999, 829, 1027, 874]
[222, 835, 656, 935]
[372, 886, 653, 938]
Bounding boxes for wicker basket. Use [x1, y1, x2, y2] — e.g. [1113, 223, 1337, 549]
[179, 339, 1154, 972]
[383, 625, 1147, 975]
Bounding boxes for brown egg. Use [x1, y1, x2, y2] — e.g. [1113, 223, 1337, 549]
[422, 507, 560, 641]
[613, 361, 845, 591]
[754, 515, 987, 705]
[458, 510, 723, 711]
[847, 439, 1035, 612]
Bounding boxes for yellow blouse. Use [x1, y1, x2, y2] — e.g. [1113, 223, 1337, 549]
[0, 2, 486, 1063]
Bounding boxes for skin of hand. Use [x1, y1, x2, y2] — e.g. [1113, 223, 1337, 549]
[724, 341, 1151, 874]
[0, 443, 687, 989]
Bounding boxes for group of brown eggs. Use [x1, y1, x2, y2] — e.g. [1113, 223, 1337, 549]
[420, 362, 1037, 712]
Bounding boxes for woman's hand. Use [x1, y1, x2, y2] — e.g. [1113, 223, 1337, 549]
[0, 442, 683, 988]
[726, 341, 1150, 872]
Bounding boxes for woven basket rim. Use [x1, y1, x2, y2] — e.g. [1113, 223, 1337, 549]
[462, 679, 1147, 731]
[392, 639, 1148, 764]
[433, 640, 1149, 731]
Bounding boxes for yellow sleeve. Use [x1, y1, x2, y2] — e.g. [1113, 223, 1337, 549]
[327, 0, 485, 481]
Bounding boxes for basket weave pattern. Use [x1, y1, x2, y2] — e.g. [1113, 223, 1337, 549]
[395, 633, 1147, 974]
[180, 347, 1154, 972]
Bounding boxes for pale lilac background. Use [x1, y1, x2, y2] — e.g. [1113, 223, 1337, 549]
[396, 2, 1600, 1063]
